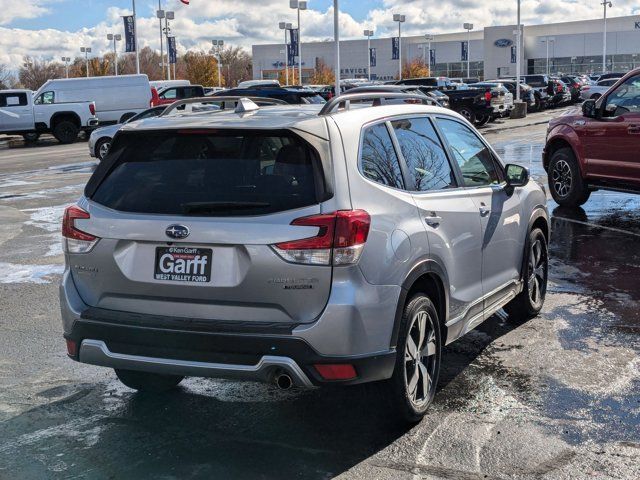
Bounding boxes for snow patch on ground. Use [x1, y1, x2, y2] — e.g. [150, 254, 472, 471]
[22, 204, 69, 233]
[0, 179, 36, 189]
[0, 262, 64, 284]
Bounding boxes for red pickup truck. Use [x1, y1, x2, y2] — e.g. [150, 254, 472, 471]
[543, 67, 640, 207]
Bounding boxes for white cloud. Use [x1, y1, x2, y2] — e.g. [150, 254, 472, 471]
[0, 0, 638, 69]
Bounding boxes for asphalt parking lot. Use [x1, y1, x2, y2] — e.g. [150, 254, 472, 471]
[0, 110, 638, 479]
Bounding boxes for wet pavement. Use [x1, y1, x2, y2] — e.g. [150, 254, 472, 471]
[0, 115, 638, 479]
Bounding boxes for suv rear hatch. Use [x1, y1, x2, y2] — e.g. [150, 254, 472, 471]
[67, 128, 334, 325]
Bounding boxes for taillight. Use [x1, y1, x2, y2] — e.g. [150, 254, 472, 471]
[89, 103, 95, 116]
[583, 86, 590, 91]
[484, 91, 492, 102]
[62, 205, 99, 253]
[272, 210, 371, 266]
[556, 84, 562, 93]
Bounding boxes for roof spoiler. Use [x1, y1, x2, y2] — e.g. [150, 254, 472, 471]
[319, 92, 437, 116]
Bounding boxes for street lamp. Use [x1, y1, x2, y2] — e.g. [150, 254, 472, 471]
[61, 57, 71, 78]
[393, 14, 406, 81]
[290, 1, 307, 85]
[601, 1, 612, 74]
[80, 47, 92, 77]
[279, 22, 292, 85]
[364, 29, 374, 81]
[131, 0, 140, 74]
[424, 34, 434, 71]
[164, 11, 175, 80]
[211, 39, 225, 87]
[157, 4, 166, 79]
[107, 33, 122, 76]
[541, 37, 555, 75]
[463, 23, 473, 78]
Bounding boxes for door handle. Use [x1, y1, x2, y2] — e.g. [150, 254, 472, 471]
[628, 125, 640, 134]
[479, 205, 491, 217]
[425, 212, 442, 228]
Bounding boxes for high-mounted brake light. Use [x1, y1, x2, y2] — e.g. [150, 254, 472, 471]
[62, 205, 99, 253]
[272, 210, 370, 266]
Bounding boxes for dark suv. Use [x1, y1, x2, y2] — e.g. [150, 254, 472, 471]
[214, 86, 325, 104]
[543, 68, 640, 207]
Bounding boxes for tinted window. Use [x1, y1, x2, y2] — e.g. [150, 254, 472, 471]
[602, 74, 640, 117]
[360, 123, 404, 189]
[525, 76, 545, 87]
[0, 92, 28, 107]
[91, 131, 322, 216]
[437, 118, 501, 187]
[391, 117, 456, 192]
[127, 108, 164, 123]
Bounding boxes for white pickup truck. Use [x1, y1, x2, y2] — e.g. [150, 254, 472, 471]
[0, 89, 98, 144]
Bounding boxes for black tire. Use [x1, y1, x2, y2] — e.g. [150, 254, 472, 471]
[95, 137, 112, 161]
[52, 120, 79, 144]
[115, 369, 184, 393]
[531, 95, 542, 112]
[548, 147, 591, 207]
[504, 228, 548, 321]
[456, 107, 476, 124]
[384, 294, 441, 423]
[22, 132, 40, 143]
[119, 112, 136, 123]
[475, 115, 491, 127]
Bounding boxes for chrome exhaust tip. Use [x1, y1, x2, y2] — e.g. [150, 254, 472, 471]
[275, 372, 293, 390]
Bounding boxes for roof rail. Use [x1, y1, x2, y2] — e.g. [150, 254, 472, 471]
[161, 96, 288, 116]
[318, 92, 437, 116]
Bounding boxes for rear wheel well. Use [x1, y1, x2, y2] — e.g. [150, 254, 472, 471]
[531, 216, 549, 243]
[407, 273, 447, 338]
[544, 138, 574, 171]
[51, 112, 80, 129]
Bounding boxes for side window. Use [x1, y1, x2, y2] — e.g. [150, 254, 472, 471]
[602, 74, 640, 117]
[160, 88, 177, 99]
[360, 123, 404, 189]
[391, 117, 456, 191]
[34, 91, 54, 105]
[0, 93, 27, 107]
[437, 118, 501, 187]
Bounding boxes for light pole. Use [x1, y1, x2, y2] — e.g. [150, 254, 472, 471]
[61, 57, 71, 78]
[157, 4, 165, 79]
[333, 0, 340, 95]
[601, 1, 612, 74]
[164, 11, 174, 80]
[425, 34, 434, 72]
[515, 0, 521, 101]
[211, 40, 225, 87]
[132, 0, 140, 74]
[393, 14, 406, 80]
[107, 34, 122, 76]
[364, 29, 374, 81]
[80, 47, 92, 77]
[463, 23, 473, 78]
[279, 22, 292, 85]
[541, 37, 555, 75]
[290, 1, 307, 85]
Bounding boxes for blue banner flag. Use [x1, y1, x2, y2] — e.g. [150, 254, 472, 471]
[168, 37, 177, 64]
[510, 45, 516, 64]
[123, 15, 136, 53]
[370, 48, 376, 68]
[287, 44, 296, 66]
[461, 41, 468, 61]
[289, 28, 299, 57]
[391, 37, 400, 60]
[429, 49, 435, 66]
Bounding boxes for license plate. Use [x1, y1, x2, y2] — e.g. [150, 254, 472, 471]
[154, 246, 212, 283]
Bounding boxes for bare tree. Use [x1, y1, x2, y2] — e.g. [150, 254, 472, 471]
[0, 63, 15, 89]
[218, 46, 252, 88]
[18, 56, 64, 90]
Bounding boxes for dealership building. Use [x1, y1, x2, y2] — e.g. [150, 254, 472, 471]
[252, 15, 640, 82]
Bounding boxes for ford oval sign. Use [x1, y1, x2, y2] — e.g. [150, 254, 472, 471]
[165, 225, 190, 240]
[494, 38, 513, 48]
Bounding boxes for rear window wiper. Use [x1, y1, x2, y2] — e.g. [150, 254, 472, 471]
[181, 201, 271, 214]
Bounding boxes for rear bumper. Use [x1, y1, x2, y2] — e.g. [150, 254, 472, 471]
[65, 315, 396, 387]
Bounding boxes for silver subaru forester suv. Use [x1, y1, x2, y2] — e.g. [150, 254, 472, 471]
[60, 94, 549, 422]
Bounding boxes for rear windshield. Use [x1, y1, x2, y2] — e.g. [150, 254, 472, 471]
[90, 130, 324, 216]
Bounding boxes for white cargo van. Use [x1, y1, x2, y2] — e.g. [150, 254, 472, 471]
[33, 75, 152, 125]
[149, 80, 190, 92]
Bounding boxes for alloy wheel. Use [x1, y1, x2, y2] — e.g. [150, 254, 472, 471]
[551, 159, 572, 198]
[527, 238, 547, 307]
[404, 310, 437, 407]
[98, 141, 111, 160]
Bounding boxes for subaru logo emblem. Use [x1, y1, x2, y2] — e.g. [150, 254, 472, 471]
[165, 225, 190, 239]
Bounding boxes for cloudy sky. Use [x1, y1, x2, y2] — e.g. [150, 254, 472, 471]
[1, 0, 639, 69]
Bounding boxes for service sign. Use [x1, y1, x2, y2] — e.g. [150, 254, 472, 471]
[494, 38, 514, 48]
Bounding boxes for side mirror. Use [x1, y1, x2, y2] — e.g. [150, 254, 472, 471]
[505, 164, 529, 189]
[582, 99, 597, 118]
